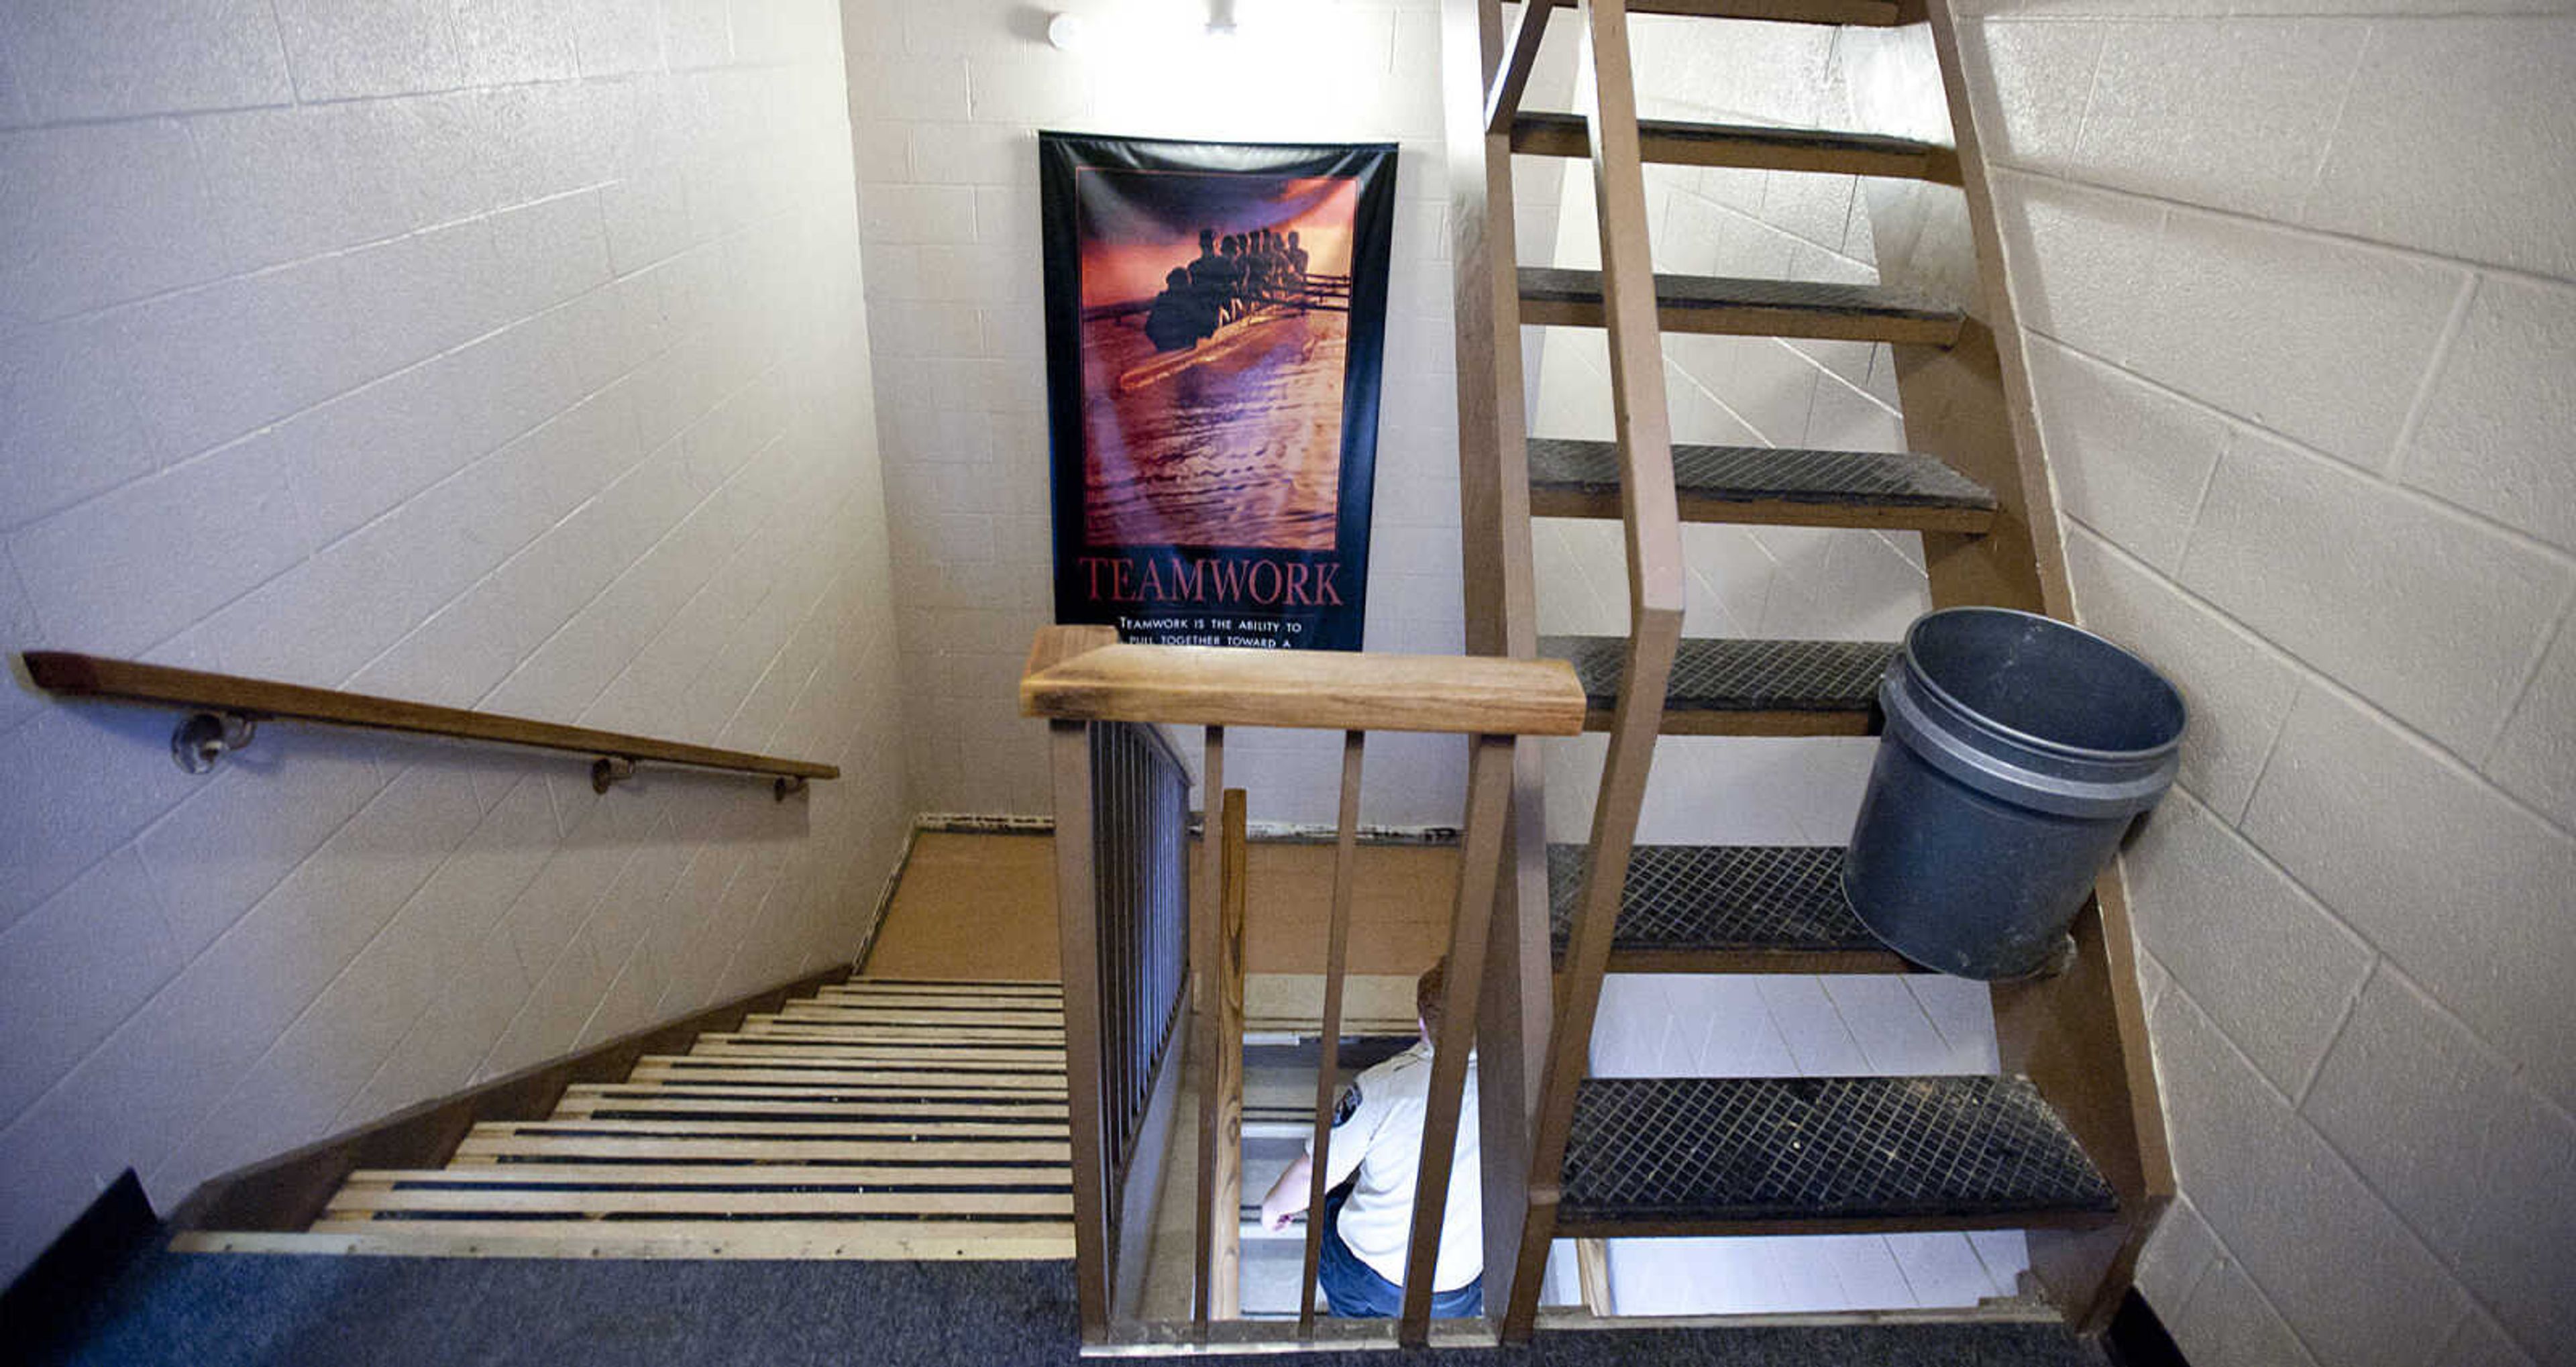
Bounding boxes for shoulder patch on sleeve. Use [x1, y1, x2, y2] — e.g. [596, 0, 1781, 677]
[1331, 1082, 1362, 1128]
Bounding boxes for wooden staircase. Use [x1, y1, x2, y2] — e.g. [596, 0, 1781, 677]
[174, 979, 1079, 1260]
[1444, 0, 2170, 1341]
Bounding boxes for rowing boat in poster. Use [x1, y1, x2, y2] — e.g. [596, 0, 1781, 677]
[1041, 134, 1395, 651]
[1108, 272, 1352, 394]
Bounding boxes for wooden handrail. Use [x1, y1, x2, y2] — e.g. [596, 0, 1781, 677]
[1017, 626, 1587, 736]
[21, 651, 839, 787]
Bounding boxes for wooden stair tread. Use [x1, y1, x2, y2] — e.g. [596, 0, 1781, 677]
[832, 978, 1063, 992]
[1547, 844, 1920, 974]
[325, 1187, 1074, 1217]
[1525, 438, 1996, 532]
[1539, 634, 1894, 735]
[1556, 1075, 2117, 1236]
[1512, 111, 1954, 183]
[175, 1227, 1076, 1260]
[450, 1135, 1072, 1162]
[1549, 0, 1901, 24]
[344, 1165, 1071, 1188]
[552, 1097, 1071, 1122]
[1519, 266, 1964, 345]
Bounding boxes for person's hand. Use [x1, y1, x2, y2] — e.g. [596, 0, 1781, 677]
[1260, 1191, 1304, 1232]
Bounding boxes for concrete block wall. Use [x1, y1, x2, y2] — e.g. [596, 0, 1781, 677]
[0, 0, 911, 1281]
[839, 0, 1575, 828]
[1956, 3, 2576, 1364]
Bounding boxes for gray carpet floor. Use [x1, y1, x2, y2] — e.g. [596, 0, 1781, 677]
[26, 1248, 2105, 1366]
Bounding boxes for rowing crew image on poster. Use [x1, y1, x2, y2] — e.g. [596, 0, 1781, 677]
[1040, 133, 1395, 651]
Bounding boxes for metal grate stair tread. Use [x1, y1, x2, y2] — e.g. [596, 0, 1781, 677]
[1526, 438, 1996, 531]
[1511, 111, 1954, 182]
[1558, 1075, 2118, 1234]
[1540, 634, 1894, 735]
[1546, 844, 1920, 973]
[1519, 267, 1964, 345]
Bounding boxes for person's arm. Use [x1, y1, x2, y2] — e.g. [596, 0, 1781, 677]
[1258, 1154, 1315, 1232]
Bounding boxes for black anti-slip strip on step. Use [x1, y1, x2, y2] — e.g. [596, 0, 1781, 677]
[1519, 267, 1964, 345]
[1511, 111, 1952, 182]
[1546, 844, 1898, 959]
[1559, 1075, 2117, 1229]
[1542, 635, 1896, 720]
[1526, 439, 1995, 520]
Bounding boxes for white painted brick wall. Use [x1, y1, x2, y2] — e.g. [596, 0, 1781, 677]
[0, 0, 910, 1282]
[1964, 7, 2576, 1364]
[839, 0, 1568, 825]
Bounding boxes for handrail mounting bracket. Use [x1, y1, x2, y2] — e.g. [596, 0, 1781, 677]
[172, 711, 257, 775]
[592, 756, 637, 793]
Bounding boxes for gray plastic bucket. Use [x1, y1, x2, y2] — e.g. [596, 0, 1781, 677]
[1842, 607, 2186, 980]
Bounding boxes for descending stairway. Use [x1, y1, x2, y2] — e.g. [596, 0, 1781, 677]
[179, 979, 1078, 1260]
[1442, 0, 2166, 1341]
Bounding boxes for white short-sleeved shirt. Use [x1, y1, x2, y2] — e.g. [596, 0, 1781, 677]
[1307, 1041, 1483, 1291]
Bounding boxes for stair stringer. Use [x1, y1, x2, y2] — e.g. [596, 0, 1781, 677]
[1841, 6, 2175, 1333]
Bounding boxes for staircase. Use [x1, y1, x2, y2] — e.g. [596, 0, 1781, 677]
[1443, 0, 2169, 1341]
[174, 978, 1078, 1260]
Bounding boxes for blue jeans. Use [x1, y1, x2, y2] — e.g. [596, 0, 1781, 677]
[1316, 1186, 1485, 1319]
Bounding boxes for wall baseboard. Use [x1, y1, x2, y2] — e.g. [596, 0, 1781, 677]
[168, 961, 856, 1235]
[2102, 1289, 2191, 1367]
[2, 1170, 157, 1350]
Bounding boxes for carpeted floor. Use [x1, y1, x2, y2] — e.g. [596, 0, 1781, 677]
[29, 1249, 2106, 1366]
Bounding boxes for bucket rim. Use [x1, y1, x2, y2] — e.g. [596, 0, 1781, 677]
[1901, 606, 2188, 765]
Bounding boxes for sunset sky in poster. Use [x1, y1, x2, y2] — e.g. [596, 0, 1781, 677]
[1075, 170, 1357, 309]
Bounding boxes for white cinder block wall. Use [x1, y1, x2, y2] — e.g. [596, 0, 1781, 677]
[838, 0, 1574, 827]
[1954, 4, 2576, 1365]
[0, 0, 910, 1280]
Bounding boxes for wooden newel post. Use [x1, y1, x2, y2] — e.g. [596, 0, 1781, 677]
[1191, 723, 1242, 1330]
[1049, 720, 1114, 1339]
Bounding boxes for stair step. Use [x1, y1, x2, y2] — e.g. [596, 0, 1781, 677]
[1556, 1075, 2117, 1237]
[1519, 267, 1963, 346]
[1526, 439, 1996, 532]
[1550, 0, 1902, 25]
[1511, 111, 1955, 183]
[1540, 634, 1894, 735]
[1547, 844, 1920, 974]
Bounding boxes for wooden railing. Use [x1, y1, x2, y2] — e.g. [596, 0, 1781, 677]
[1023, 626, 1586, 1346]
[19, 651, 838, 797]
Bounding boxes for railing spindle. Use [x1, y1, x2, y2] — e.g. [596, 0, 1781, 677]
[1191, 729, 1229, 1327]
[1297, 730, 1368, 1330]
[1399, 732, 1517, 1344]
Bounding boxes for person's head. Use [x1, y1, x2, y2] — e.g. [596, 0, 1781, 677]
[1199, 227, 1216, 251]
[1167, 267, 1188, 288]
[1224, 234, 1239, 255]
[1287, 230, 1299, 248]
[1416, 957, 1448, 1044]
